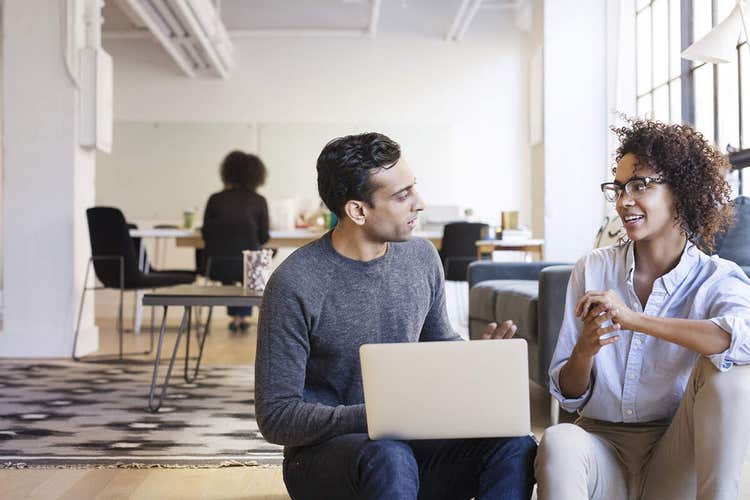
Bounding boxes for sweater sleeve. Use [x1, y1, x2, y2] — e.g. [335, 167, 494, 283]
[419, 240, 462, 342]
[257, 196, 270, 246]
[202, 194, 217, 226]
[254, 269, 367, 447]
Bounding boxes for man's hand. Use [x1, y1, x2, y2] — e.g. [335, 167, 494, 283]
[481, 320, 517, 340]
[571, 304, 621, 358]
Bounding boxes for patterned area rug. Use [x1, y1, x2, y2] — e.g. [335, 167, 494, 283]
[0, 360, 283, 467]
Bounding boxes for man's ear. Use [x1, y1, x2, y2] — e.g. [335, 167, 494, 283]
[343, 200, 367, 226]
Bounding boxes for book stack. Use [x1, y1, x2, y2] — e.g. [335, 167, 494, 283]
[500, 227, 532, 241]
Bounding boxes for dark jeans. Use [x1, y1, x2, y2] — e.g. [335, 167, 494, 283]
[227, 305, 252, 317]
[282, 433, 537, 500]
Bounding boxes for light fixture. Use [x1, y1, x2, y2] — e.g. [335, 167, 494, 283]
[681, 1, 749, 64]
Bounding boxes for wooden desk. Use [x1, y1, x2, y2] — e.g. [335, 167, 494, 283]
[171, 229, 444, 249]
[143, 285, 264, 412]
[475, 239, 545, 261]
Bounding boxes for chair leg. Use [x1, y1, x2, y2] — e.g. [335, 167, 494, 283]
[550, 395, 560, 426]
[147, 292, 156, 355]
[118, 286, 124, 361]
[75, 256, 155, 363]
[184, 306, 212, 383]
[72, 258, 94, 361]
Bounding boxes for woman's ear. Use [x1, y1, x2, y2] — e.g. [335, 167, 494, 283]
[343, 200, 367, 226]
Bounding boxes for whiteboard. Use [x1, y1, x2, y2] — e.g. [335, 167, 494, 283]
[96, 120, 455, 222]
[96, 121, 257, 219]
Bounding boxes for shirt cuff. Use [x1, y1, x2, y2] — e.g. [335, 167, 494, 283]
[707, 317, 743, 372]
[549, 365, 593, 412]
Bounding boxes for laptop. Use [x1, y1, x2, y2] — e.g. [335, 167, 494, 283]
[359, 339, 530, 440]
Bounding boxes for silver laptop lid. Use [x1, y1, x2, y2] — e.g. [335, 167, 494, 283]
[360, 339, 530, 440]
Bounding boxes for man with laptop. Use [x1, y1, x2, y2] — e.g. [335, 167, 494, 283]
[255, 132, 537, 499]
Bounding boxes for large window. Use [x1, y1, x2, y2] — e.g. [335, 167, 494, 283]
[636, 0, 682, 123]
[636, 0, 746, 195]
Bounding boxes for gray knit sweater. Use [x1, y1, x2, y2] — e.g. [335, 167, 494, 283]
[255, 231, 460, 450]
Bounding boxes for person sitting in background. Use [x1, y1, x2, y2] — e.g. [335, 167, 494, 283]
[535, 119, 750, 500]
[202, 150, 270, 333]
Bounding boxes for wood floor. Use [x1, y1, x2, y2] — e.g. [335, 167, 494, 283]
[3, 314, 750, 499]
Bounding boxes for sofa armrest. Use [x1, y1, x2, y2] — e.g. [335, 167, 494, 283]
[467, 261, 569, 288]
[536, 265, 574, 388]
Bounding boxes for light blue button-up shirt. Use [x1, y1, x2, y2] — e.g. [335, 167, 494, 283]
[549, 241, 750, 423]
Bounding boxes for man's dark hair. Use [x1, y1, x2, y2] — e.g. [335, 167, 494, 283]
[316, 132, 401, 217]
[220, 150, 267, 192]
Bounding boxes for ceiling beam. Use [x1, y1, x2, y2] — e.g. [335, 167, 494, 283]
[453, 0, 484, 42]
[104, 28, 370, 40]
[119, 0, 196, 77]
[368, 0, 382, 37]
[172, 0, 230, 78]
[445, 0, 473, 41]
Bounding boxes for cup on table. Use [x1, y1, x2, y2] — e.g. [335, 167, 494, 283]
[182, 210, 195, 229]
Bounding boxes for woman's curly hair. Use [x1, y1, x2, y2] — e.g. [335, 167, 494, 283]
[611, 118, 734, 253]
[220, 151, 267, 192]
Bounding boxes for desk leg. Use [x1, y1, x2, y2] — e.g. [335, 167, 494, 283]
[184, 306, 212, 383]
[148, 306, 189, 413]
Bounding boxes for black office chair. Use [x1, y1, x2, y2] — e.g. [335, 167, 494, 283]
[716, 195, 750, 277]
[202, 219, 264, 284]
[73, 207, 196, 361]
[127, 222, 196, 278]
[438, 222, 490, 281]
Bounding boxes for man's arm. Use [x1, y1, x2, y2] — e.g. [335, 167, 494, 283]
[254, 271, 367, 447]
[419, 241, 463, 341]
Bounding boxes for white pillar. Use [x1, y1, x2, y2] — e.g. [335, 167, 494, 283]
[543, 0, 608, 262]
[1, 0, 98, 357]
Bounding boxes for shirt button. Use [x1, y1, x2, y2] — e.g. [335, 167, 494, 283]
[626, 409, 633, 415]
[628, 373, 636, 380]
[632, 301, 639, 309]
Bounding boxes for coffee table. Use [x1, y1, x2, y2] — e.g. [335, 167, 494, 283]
[142, 285, 264, 412]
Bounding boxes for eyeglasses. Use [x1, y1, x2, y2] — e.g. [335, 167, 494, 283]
[600, 176, 665, 203]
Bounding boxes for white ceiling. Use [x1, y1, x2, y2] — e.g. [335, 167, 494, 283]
[102, 0, 526, 41]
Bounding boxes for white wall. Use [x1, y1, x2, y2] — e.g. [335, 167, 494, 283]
[102, 23, 530, 228]
[543, 0, 609, 262]
[1, 0, 97, 357]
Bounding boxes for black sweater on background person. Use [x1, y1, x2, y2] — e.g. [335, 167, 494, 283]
[202, 188, 270, 248]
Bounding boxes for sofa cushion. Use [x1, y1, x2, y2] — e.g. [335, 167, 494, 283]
[468, 279, 538, 341]
[493, 281, 539, 344]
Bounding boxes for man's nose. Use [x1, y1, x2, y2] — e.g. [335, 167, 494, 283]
[413, 190, 425, 211]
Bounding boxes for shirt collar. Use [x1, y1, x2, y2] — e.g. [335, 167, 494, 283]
[622, 240, 700, 295]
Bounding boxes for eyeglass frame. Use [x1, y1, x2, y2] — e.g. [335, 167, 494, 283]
[600, 176, 665, 203]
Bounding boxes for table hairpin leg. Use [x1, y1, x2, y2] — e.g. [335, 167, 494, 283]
[184, 306, 213, 384]
[148, 305, 190, 412]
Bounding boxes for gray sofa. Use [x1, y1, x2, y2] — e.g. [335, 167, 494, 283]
[468, 261, 572, 390]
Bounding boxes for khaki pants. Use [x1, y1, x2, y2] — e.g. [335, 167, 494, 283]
[535, 357, 750, 500]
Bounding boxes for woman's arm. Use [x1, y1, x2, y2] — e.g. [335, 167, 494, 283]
[576, 290, 730, 356]
[631, 315, 729, 355]
[559, 306, 620, 398]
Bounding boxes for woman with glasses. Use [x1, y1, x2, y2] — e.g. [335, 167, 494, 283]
[535, 119, 750, 500]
